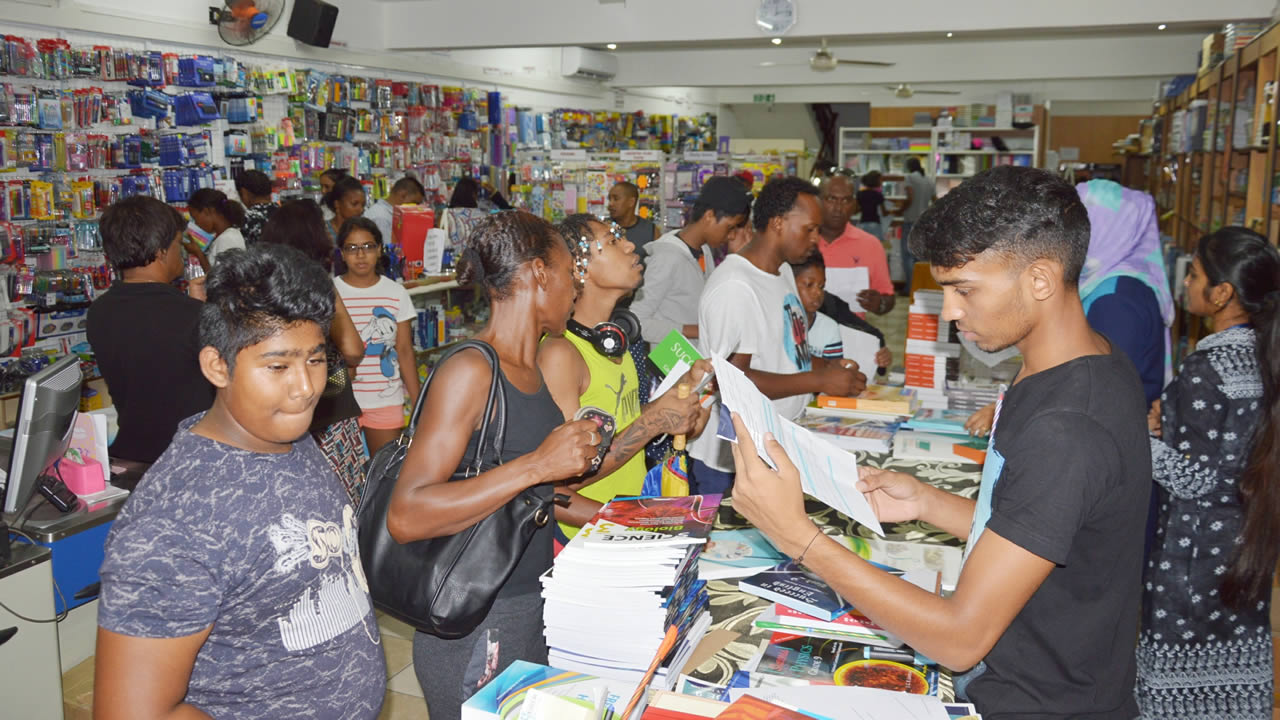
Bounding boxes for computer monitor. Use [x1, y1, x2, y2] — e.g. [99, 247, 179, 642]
[1, 355, 83, 516]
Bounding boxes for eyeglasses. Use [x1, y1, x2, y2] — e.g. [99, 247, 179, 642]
[342, 242, 380, 255]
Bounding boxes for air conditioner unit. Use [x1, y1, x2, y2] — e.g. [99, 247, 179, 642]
[561, 47, 619, 81]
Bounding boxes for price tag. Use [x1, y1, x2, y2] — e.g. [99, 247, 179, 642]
[619, 149, 663, 162]
[683, 151, 720, 162]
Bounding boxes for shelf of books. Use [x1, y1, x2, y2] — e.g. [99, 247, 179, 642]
[836, 126, 932, 183]
[930, 125, 1039, 198]
[1141, 23, 1280, 353]
[836, 125, 1040, 201]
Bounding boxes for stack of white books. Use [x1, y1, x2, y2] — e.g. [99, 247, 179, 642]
[541, 495, 720, 690]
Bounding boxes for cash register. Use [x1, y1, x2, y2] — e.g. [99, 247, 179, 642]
[1, 355, 131, 613]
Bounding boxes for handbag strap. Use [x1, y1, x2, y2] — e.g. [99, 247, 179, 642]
[403, 339, 507, 474]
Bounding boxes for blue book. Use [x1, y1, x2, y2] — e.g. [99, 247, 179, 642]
[739, 561, 850, 621]
[740, 560, 904, 621]
[902, 408, 973, 436]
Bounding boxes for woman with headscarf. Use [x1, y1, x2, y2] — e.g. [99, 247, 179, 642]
[1076, 178, 1174, 405]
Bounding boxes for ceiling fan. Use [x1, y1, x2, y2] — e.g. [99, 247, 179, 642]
[759, 38, 894, 71]
[886, 83, 960, 98]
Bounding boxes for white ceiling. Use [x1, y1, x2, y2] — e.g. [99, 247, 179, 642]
[9, 0, 1274, 108]
[380, 0, 1271, 51]
[381, 0, 1274, 103]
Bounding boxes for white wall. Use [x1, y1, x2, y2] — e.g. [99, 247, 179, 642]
[718, 104, 821, 151]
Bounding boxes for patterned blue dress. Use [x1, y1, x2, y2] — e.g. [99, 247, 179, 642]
[1135, 326, 1273, 719]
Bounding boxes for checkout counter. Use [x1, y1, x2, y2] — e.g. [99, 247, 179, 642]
[16, 490, 130, 614]
[0, 543, 66, 717]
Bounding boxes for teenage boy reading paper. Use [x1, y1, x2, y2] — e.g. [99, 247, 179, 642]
[94, 245, 385, 720]
[689, 177, 866, 495]
[729, 167, 1151, 720]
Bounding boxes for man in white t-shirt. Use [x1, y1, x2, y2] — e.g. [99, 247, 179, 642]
[631, 177, 752, 345]
[689, 177, 867, 494]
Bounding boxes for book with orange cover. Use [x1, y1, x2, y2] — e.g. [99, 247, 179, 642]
[815, 385, 917, 416]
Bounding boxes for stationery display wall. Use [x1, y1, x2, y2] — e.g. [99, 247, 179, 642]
[510, 150, 791, 229]
[0, 24, 722, 395]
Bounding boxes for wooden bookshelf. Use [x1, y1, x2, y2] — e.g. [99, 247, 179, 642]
[1140, 21, 1280, 355]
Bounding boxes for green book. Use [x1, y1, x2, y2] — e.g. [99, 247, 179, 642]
[648, 329, 702, 376]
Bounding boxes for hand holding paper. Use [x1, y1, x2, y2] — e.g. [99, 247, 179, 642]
[839, 326, 881, 379]
[712, 354, 883, 537]
[825, 266, 871, 313]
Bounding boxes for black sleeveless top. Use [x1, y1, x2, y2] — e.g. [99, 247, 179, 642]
[459, 365, 564, 598]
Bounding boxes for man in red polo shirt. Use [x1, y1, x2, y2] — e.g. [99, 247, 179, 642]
[816, 174, 895, 318]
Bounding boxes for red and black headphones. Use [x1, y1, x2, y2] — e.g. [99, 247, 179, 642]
[566, 309, 640, 358]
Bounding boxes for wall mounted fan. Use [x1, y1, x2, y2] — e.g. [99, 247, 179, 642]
[209, 0, 286, 46]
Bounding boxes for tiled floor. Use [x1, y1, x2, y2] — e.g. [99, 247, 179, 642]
[61, 612, 432, 720]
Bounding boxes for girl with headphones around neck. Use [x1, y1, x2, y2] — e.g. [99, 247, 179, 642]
[538, 214, 713, 541]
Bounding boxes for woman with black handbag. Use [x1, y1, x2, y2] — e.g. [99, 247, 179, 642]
[384, 211, 604, 719]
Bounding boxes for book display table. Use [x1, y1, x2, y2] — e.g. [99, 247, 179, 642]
[689, 453, 980, 699]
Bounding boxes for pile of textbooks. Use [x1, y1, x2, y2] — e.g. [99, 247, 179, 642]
[541, 495, 719, 690]
[464, 660, 976, 719]
[741, 559, 909, 648]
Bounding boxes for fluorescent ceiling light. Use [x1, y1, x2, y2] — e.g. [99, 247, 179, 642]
[771, 38, 782, 45]
[1157, 24, 1166, 30]
[607, 43, 617, 49]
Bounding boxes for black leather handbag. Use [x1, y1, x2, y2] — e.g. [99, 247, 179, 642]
[355, 340, 553, 638]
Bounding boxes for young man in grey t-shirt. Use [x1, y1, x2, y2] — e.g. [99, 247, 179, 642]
[95, 245, 385, 720]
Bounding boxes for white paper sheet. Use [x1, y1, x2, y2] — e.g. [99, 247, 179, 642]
[710, 354, 883, 536]
[825, 266, 871, 313]
[727, 686, 950, 720]
[840, 326, 881, 377]
[422, 228, 446, 275]
[651, 358, 692, 401]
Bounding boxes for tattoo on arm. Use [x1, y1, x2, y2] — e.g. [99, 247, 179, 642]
[607, 408, 683, 463]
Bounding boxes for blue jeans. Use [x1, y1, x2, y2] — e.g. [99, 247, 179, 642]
[690, 459, 734, 498]
[858, 221, 885, 242]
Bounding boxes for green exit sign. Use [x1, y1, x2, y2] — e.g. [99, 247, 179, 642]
[753, 93, 776, 103]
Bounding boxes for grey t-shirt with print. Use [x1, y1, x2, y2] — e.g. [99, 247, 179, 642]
[98, 415, 385, 719]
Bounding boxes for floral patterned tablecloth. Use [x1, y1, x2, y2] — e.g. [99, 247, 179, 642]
[688, 453, 982, 698]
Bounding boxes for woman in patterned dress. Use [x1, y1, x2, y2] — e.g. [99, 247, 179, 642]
[1137, 227, 1280, 719]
